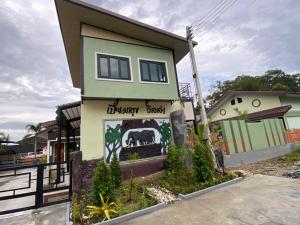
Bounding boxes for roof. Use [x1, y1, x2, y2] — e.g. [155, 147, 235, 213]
[211, 105, 292, 124]
[207, 91, 300, 117]
[55, 0, 196, 88]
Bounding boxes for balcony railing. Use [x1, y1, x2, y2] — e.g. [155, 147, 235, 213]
[179, 83, 193, 100]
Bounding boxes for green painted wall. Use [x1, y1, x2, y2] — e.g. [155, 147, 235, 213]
[209, 95, 281, 122]
[220, 119, 286, 155]
[83, 37, 179, 100]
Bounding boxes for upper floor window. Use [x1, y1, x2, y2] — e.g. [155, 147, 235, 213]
[237, 97, 243, 103]
[96, 54, 131, 81]
[139, 59, 168, 83]
[231, 99, 236, 105]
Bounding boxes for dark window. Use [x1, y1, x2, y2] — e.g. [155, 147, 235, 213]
[231, 99, 236, 105]
[140, 60, 168, 83]
[237, 97, 243, 103]
[97, 54, 131, 80]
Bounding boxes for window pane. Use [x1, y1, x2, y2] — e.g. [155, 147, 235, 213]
[158, 64, 167, 82]
[149, 63, 158, 81]
[99, 57, 108, 77]
[120, 60, 129, 79]
[141, 62, 149, 80]
[110, 58, 119, 78]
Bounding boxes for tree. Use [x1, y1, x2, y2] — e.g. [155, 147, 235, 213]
[25, 123, 42, 160]
[159, 121, 172, 154]
[206, 70, 300, 105]
[0, 132, 9, 151]
[105, 124, 121, 163]
[110, 152, 122, 189]
[91, 160, 113, 205]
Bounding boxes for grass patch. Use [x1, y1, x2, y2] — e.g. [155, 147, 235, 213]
[143, 171, 236, 195]
[277, 148, 300, 164]
[114, 181, 158, 216]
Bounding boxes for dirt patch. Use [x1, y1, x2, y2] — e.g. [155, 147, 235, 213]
[229, 150, 300, 178]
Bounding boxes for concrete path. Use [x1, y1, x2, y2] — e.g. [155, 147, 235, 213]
[122, 175, 300, 225]
[0, 203, 68, 225]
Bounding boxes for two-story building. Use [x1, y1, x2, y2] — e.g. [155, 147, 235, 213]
[55, 0, 195, 178]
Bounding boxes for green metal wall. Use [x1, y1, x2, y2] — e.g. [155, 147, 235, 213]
[221, 118, 287, 154]
[82, 37, 179, 100]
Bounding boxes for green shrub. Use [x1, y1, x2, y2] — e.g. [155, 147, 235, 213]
[92, 160, 113, 205]
[193, 143, 214, 183]
[165, 144, 186, 185]
[39, 155, 47, 164]
[110, 152, 122, 189]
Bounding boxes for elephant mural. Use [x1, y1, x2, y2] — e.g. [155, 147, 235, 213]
[125, 130, 155, 147]
[105, 118, 172, 162]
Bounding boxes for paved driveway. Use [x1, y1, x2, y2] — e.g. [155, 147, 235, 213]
[122, 175, 300, 225]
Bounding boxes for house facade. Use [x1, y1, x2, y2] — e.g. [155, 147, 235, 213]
[55, 0, 194, 166]
[207, 91, 300, 130]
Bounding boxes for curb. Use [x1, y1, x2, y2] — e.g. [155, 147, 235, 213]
[178, 177, 243, 200]
[92, 202, 167, 225]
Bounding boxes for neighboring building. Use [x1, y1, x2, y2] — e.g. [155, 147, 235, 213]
[37, 120, 80, 163]
[207, 91, 300, 129]
[55, 0, 195, 174]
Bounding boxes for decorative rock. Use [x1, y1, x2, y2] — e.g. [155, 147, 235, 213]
[146, 186, 178, 204]
[170, 109, 187, 147]
[282, 170, 300, 179]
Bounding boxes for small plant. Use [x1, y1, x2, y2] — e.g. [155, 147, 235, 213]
[39, 155, 47, 164]
[71, 193, 85, 223]
[110, 152, 122, 189]
[127, 153, 140, 202]
[193, 143, 214, 183]
[92, 160, 113, 205]
[87, 194, 118, 221]
[165, 144, 184, 185]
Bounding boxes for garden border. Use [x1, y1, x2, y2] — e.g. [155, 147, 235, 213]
[178, 177, 243, 200]
[68, 202, 167, 225]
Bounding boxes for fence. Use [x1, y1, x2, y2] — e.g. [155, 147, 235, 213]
[0, 161, 72, 215]
[286, 129, 300, 143]
[220, 118, 287, 155]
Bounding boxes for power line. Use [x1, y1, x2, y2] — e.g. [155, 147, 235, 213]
[194, 0, 238, 36]
[191, 0, 229, 27]
[193, 0, 232, 30]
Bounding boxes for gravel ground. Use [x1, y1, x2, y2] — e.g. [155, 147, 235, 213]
[231, 157, 300, 178]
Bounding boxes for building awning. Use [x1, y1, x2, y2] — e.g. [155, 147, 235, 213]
[55, 0, 196, 88]
[58, 101, 81, 129]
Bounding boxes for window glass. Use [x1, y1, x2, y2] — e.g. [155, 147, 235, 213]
[149, 63, 158, 81]
[231, 99, 236, 105]
[110, 58, 119, 78]
[97, 54, 131, 80]
[100, 58, 109, 77]
[158, 64, 167, 82]
[120, 60, 129, 79]
[140, 60, 167, 83]
[237, 97, 243, 103]
[141, 62, 149, 80]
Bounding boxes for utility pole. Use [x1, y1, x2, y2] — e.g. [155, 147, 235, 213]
[186, 26, 217, 168]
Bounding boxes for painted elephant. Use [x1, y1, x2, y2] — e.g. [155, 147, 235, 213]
[126, 131, 139, 147]
[126, 130, 155, 147]
[139, 130, 155, 145]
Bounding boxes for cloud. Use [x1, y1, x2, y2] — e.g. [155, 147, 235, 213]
[1, 0, 299, 140]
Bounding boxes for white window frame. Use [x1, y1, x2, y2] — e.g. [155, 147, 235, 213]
[95, 52, 133, 82]
[138, 58, 170, 85]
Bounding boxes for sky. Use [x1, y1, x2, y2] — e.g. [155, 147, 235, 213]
[0, 0, 299, 141]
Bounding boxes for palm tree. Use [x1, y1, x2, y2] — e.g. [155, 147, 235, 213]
[0, 132, 10, 151]
[25, 123, 42, 160]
